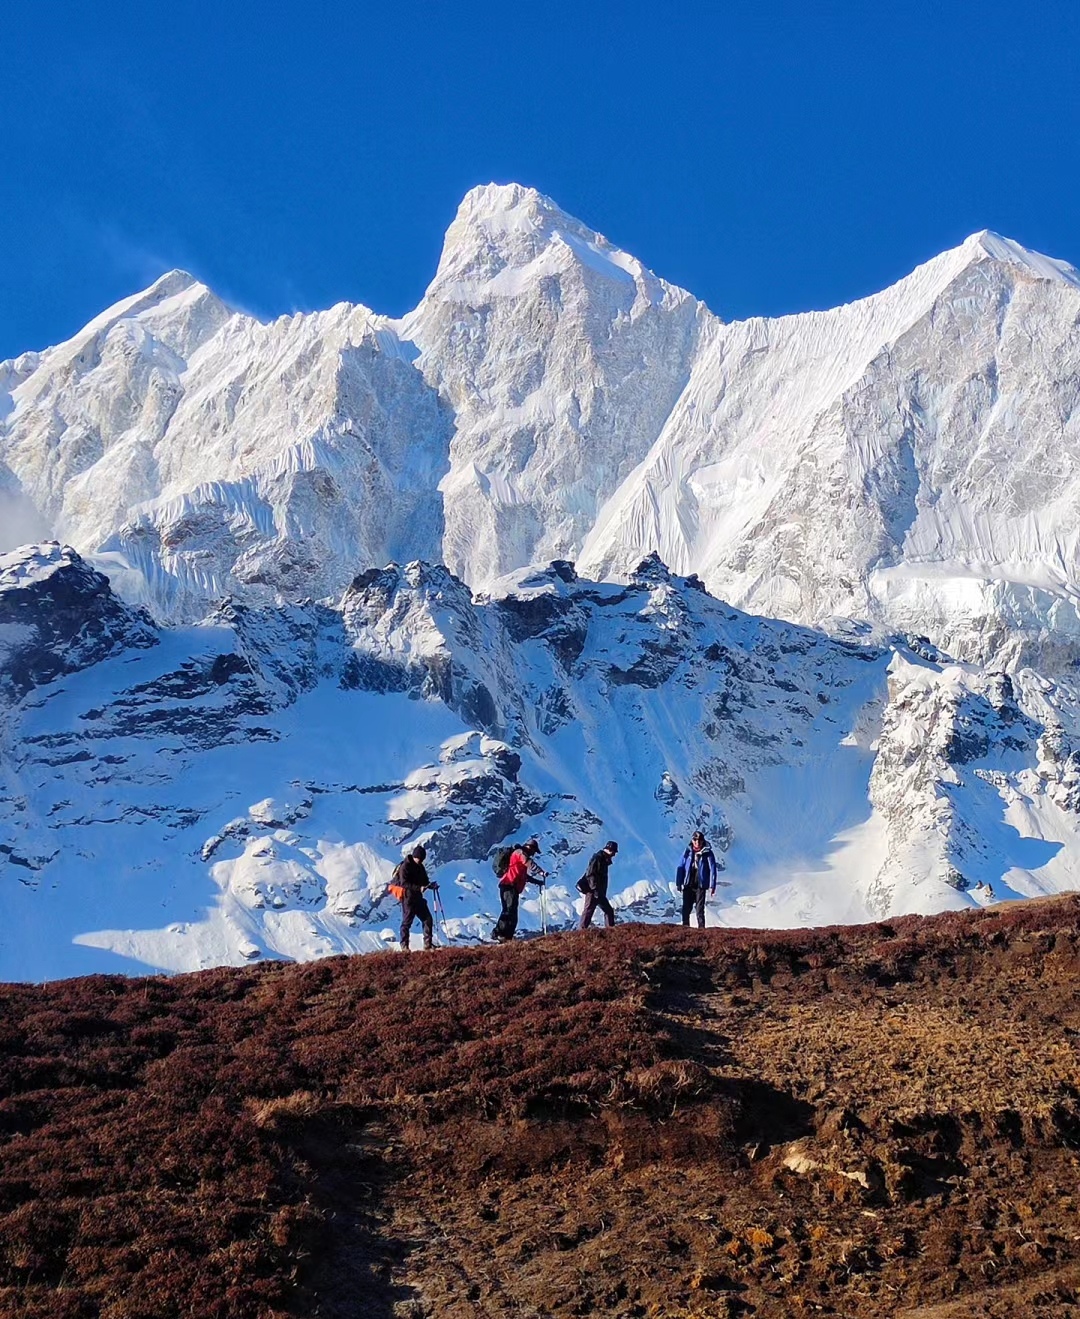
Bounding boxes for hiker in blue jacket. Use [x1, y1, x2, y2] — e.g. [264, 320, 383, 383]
[676, 831, 718, 928]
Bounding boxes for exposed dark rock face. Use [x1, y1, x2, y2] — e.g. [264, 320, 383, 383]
[208, 598, 347, 703]
[0, 542, 157, 703]
[493, 563, 591, 672]
[608, 637, 683, 688]
[387, 734, 541, 868]
[340, 561, 502, 731]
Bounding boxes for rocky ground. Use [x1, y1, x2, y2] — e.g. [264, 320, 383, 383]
[2, 897, 1080, 1317]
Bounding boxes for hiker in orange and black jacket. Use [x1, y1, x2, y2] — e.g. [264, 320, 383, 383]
[492, 839, 545, 942]
[395, 844, 437, 951]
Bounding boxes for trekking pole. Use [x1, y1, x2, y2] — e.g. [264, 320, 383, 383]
[434, 888, 451, 945]
[540, 884, 548, 936]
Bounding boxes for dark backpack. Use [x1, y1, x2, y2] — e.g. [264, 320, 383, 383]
[491, 844, 517, 878]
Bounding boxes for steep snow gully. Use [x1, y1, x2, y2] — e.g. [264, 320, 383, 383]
[3, 184, 1080, 978]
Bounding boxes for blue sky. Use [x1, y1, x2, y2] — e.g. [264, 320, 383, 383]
[4, 1, 1080, 359]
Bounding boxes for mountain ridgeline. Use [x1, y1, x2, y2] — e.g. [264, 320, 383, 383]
[3, 186, 1080, 977]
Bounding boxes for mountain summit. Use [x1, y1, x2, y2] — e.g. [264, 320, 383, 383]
[966, 228, 1080, 286]
[3, 189, 1079, 664]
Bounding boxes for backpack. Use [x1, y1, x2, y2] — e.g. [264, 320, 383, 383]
[491, 844, 517, 879]
[388, 860, 408, 901]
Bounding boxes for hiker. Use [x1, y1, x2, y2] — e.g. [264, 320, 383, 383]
[675, 830, 718, 928]
[578, 840, 619, 929]
[492, 839, 546, 942]
[393, 844, 438, 951]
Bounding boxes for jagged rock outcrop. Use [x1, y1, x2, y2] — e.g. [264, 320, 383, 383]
[5, 545, 1080, 980]
[0, 542, 157, 703]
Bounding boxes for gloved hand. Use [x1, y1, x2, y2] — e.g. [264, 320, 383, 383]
[675, 881, 684, 892]
[429, 882, 440, 892]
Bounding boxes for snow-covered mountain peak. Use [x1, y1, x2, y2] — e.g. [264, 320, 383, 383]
[126, 267, 207, 302]
[0, 257, 449, 621]
[6, 267, 233, 435]
[575, 219, 1080, 663]
[0, 540, 88, 592]
[443, 181, 613, 256]
[56, 268, 231, 358]
[399, 182, 707, 588]
[5, 188, 1080, 661]
[452, 180, 555, 229]
[964, 229, 1080, 288]
[408, 180, 697, 316]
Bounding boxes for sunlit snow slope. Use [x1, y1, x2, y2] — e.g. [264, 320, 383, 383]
[4, 543, 1080, 979]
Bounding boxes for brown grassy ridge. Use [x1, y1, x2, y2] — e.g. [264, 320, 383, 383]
[1, 896, 1079, 1318]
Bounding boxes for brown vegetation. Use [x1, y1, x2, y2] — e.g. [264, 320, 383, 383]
[2, 897, 1080, 1316]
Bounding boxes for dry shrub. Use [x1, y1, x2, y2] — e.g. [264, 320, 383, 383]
[2, 897, 1080, 1316]
[247, 1089, 324, 1130]
[625, 1058, 714, 1111]
[0, 932, 682, 1316]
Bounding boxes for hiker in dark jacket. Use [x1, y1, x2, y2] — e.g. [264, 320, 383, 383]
[578, 840, 619, 928]
[396, 844, 438, 951]
[492, 839, 546, 942]
[675, 831, 717, 928]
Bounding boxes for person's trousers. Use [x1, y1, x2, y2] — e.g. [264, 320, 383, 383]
[401, 892, 433, 949]
[493, 884, 520, 940]
[681, 884, 707, 928]
[580, 889, 615, 928]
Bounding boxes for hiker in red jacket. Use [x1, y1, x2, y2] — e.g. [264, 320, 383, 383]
[492, 839, 546, 942]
